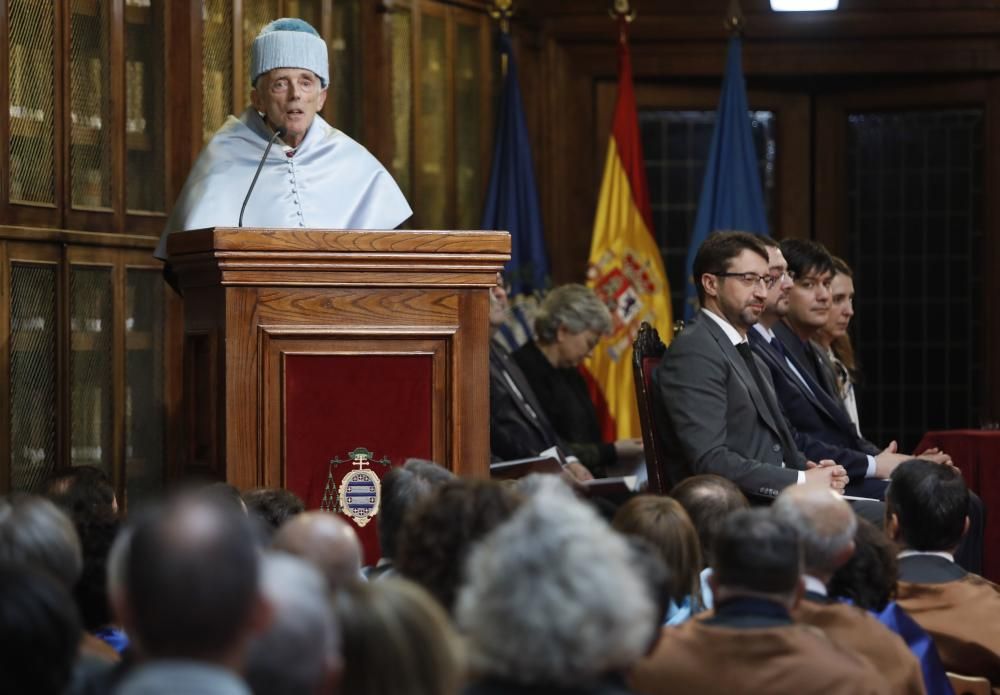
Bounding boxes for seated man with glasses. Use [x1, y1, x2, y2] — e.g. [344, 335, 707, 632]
[653, 231, 854, 503]
[155, 17, 411, 263]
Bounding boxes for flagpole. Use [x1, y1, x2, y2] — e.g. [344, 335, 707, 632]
[489, 0, 515, 77]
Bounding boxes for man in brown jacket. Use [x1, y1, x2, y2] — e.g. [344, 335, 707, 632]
[630, 508, 890, 695]
[774, 485, 926, 694]
[888, 459, 1000, 688]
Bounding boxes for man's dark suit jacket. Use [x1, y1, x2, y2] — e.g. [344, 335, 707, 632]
[489, 342, 563, 462]
[767, 322, 880, 456]
[512, 340, 614, 476]
[653, 312, 806, 499]
[748, 326, 878, 485]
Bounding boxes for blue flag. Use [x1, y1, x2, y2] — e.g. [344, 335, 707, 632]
[684, 36, 769, 320]
[481, 32, 549, 297]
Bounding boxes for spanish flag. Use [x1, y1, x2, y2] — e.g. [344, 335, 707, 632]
[584, 27, 672, 440]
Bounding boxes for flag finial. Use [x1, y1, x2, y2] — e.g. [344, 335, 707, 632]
[489, 0, 514, 35]
[609, 0, 637, 23]
[724, 0, 745, 34]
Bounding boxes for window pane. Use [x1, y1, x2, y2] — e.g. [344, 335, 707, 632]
[846, 110, 984, 450]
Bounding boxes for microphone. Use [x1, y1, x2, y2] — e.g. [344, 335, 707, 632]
[239, 126, 287, 228]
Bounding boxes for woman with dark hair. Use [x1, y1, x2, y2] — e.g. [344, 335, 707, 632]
[814, 257, 862, 436]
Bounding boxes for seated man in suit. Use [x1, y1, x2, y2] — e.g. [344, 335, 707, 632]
[748, 237, 942, 499]
[654, 231, 848, 500]
[773, 486, 925, 695]
[888, 459, 1000, 687]
[629, 508, 890, 695]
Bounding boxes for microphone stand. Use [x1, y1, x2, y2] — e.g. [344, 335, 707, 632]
[239, 125, 287, 227]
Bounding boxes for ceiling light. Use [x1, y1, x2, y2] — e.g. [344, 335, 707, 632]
[770, 0, 838, 10]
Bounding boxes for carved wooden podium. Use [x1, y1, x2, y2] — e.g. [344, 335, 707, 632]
[167, 229, 510, 506]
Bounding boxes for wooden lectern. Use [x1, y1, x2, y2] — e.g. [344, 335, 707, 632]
[167, 228, 510, 504]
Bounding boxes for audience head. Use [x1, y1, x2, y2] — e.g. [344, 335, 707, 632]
[828, 518, 898, 612]
[121, 494, 264, 663]
[532, 284, 612, 367]
[670, 474, 749, 566]
[396, 479, 521, 613]
[456, 476, 655, 687]
[378, 459, 455, 562]
[333, 578, 463, 695]
[691, 231, 770, 331]
[41, 465, 118, 522]
[245, 552, 341, 695]
[779, 239, 835, 335]
[886, 459, 969, 552]
[773, 485, 856, 582]
[272, 511, 363, 590]
[710, 508, 803, 609]
[242, 487, 305, 536]
[0, 564, 82, 695]
[613, 495, 703, 609]
[0, 494, 82, 589]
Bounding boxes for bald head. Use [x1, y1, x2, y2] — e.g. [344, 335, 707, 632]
[773, 486, 857, 581]
[272, 512, 362, 590]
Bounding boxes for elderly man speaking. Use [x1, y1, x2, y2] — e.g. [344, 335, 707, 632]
[155, 18, 411, 262]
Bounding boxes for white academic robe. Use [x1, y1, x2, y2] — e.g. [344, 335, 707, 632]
[154, 108, 412, 260]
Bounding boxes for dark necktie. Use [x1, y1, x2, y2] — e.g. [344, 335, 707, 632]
[736, 342, 795, 461]
[736, 341, 771, 404]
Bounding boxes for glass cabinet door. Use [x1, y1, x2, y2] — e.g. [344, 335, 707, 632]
[69, 265, 114, 475]
[125, 0, 166, 213]
[202, 0, 234, 144]
[125, 267, 164, 505]
[69, 0, 112, 210]
[389, 7, 413, 203]
[454, 16, 485, 230]
[7, 0, 58, 207]
[416, 10, 448, 229]
[9, 260, 59, 491]
[241, 0, 280, 109]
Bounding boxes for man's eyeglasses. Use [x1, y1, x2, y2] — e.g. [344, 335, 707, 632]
[710, 271, 777, 289]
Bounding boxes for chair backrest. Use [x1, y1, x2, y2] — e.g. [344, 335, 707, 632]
[632, 321, 670, 493]
[947, 672, 991, 695]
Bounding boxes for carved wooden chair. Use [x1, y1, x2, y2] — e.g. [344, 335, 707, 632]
[632, 321, 670, 493]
